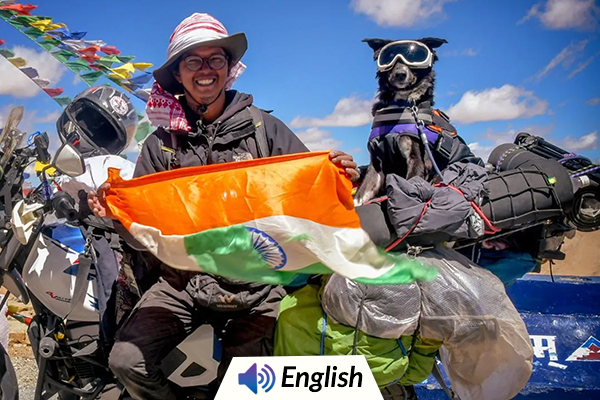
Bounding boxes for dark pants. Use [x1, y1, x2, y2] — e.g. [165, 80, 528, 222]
[108, 278, 285, 400]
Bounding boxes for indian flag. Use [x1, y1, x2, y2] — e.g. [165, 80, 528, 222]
[104, 151, 436, 286]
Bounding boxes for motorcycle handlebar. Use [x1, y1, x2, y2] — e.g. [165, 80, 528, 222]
[52, 191, 78, 222]
[33, 133, 51, 164]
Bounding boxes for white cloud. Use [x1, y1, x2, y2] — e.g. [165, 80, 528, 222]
[519, 0, 600, 30]
[561, 131, 598, 150]
[518, 3, 542, 25]
[36, 110, 62, 123]
[468, 125, 554, 162]
[446, 85, 549, 124]
[587, 97, 600, 105]
[294, 128, 342, 151]
[0, 105, 61, 134]
[467, 142, 495, 162]
[532, 40, 588, 81]
[290, 96, 373, 128]
[444, 48, 479, 57]
[568, 51, 599, 79]
[0, 46, 67, 98]
[350, 0, 457, 27]
[72, 74, 83, 86]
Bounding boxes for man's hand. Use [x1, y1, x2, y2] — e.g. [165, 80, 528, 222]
[87, 183, 111, 218]
[329, 150, 360, 182]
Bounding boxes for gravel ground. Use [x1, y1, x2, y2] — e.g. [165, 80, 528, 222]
[7, 297, 39, 400]
[13, 356, 37, 400]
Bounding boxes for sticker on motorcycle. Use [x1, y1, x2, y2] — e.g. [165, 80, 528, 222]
[566, 336, 600, 361]
[46, 291, 71, 303]
[63, 260, 96, 281]
[45, 291, 100, 310]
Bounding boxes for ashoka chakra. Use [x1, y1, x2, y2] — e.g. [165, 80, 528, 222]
[246, 227, 287, 270]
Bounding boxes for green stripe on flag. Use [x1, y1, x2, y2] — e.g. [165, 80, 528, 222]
[182, 224, 437, 286]
[183, 224, 326, 286]
[354, 251, 438, 285]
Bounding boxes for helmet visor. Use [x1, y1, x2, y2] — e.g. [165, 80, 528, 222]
[65, 100, 126, 155]
[377, 41, 433, 71]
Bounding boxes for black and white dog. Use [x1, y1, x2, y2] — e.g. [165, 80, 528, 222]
[354, 37, 448, 206]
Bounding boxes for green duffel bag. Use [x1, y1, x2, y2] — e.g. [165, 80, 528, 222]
[274, 283, 415, 388]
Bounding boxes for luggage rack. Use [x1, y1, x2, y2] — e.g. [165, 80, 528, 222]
[514, 132, 600, 184]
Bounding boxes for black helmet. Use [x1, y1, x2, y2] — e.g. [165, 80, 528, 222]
[57, 86, 137, 156]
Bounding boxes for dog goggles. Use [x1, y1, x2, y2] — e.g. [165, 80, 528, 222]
[377, 40, 433, 71]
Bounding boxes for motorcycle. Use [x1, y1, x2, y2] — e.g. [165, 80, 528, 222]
[0, 107, 222, 400]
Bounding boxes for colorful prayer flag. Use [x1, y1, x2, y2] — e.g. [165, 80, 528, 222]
[116, 55, 135, 63]
[51, 48, 77, 62]
[78, 70, 103, 85]
[64, 58, 93, 73]
[22, 27, 44, 38]
[53, 95, 72, 107]
[37, 38, 60, 51]
[0, 48, 14, 58]
[101, 45, 120, 55]
[32, 77, 49, 87]
[8, 56, 26, 67]
[132, 62, 153, 71]
[80, 53, 99, 63]
[0, 3, 37, 15]
[105, 152, 437, 286]
[19, 66, 38, 78]
[43, 87, 64, 97]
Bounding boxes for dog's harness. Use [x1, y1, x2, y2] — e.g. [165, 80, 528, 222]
[368, 102, 457, 177]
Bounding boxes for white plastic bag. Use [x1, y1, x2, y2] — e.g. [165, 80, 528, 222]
[418, 246, 533, 400]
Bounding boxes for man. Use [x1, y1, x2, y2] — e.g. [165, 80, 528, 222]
[88, 13, 358, 400]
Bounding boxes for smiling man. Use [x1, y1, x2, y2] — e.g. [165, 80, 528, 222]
[88, 12, 359, 400]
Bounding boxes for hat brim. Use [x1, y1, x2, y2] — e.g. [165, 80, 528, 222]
[153, 32, 247, 95]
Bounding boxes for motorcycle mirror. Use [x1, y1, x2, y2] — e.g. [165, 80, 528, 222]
[52, 142, 86, 177]
[0, 106, 24, 151]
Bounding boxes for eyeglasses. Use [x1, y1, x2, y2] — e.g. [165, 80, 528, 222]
[181, 54, 228, 71]
[377, 40, 433, 71]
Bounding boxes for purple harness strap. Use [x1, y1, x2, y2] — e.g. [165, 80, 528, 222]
[369, 123, 440, 144]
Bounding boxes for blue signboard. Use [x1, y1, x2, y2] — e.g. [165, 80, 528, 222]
[414, 274, 600, 399]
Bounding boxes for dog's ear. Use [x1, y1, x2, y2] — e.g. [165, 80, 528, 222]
[362, 38, 392, 59]
[418, 37, 448, 50]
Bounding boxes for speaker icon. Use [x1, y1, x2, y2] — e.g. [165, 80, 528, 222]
[238, 363, 276, 394]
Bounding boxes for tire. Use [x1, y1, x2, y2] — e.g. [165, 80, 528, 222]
[380, 384, 418, 400]
[0, 344, 18, 400]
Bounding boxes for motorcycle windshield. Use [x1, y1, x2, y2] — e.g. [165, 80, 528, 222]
[41, 224, 85, 254]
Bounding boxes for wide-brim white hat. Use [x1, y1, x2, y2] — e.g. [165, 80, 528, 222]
[153, 13, 248, 94]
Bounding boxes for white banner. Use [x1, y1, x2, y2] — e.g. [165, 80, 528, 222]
[215, 355, 381, 399]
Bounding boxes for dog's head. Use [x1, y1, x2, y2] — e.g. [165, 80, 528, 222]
[363, 37, 447, 114]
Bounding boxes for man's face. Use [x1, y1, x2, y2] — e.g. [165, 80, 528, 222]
[174, 46, 229, 105]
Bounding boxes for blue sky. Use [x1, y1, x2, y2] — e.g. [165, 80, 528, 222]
[1, 0, 599, 167]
